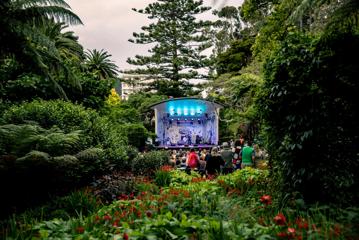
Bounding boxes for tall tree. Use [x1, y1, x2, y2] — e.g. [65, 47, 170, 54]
[126, 0, 213, 97]
[212, 6, 242, 55]
[0, 0, 82, 97]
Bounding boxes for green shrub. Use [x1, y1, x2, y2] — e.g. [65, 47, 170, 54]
[259, 31, 359, 205]
[155, 169, 171, 187]
[132, 150, 170, 175]
[91, 172, 137, 203]
[1, 100, 127, 151]
[119, 123, 151, 150]
[15, 151, 51, 169]
[1, 100, 93, 133]
[0, 124, 82, 157]
[217, 168, 269, 194]
[76, 148, 106, 178]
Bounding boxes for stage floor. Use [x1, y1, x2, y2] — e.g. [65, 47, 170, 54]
[156, 144, 217, 149]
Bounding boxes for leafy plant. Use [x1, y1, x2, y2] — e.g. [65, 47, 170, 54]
[132, 150, 170, 176]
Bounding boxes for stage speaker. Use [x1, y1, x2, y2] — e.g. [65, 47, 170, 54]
[184, 144, 189, 147]
[194, 144, 198, 147]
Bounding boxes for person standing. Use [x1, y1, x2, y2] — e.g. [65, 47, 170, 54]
[205, 147, 224, 176]
[232, 147, 242, 170]
[186, 148, 199, 169]
[221, 142, 233, 174]
[240, 141, 255, 168]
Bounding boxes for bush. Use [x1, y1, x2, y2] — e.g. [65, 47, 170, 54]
[155, 169, 172, 187]
[0, 100, 134, 218]
[1, 100, 128, 150]
[0, 123, 82, 157]
[76, 148, 106, 179]
[90, 172, 137, 203]
[259, 31, 359, 205]
[119, 123, 150, 150]
[132, 151, 170, 176]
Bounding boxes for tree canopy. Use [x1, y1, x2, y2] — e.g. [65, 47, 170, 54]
[126, 0, 213, 97]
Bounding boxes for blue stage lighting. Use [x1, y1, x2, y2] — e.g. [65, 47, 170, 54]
[183, 107, 188, 116]
[177, 108, 182, 115]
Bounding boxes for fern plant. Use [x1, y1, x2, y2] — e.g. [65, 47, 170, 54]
[0, 123, 82, 157]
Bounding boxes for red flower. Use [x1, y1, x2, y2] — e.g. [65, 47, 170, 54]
[260, 195, 272, 205]
[274, 213, 287, 226]
[123, 232, 129, 240]
[285, 227, 297, 239]
[277, 232, 287, 238]
[76, 226, 85, 234]
[118, 194, 128, 200]
[160, 165, 173, 172]
[103, 214, 112, 221]
[146, 210, 153, 218]
[295, 217, 308, 230]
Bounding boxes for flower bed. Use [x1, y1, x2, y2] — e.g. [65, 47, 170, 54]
[5, 168, 358, 239]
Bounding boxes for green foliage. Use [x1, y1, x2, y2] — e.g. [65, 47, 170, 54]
[119, 123, 150, 150]
[1, 100, 127, 150]
[0, 124, 81, 156]
[84, 49, 119, 80]
[208, 73, 263, 141]
[258, 31, 359, 205]
[216, 36, 254, 75]
[0, 100, 133, 218]
[6, 169, 357, 239]
[132, 151, 170, 176]
[0, 1, 83, 98]
[154, 169, 172, 187]
[91, 172, 137, 203]
[212, 6, 242, 55]
[127, 0, 213, 96]
[218, 168, 269, 194]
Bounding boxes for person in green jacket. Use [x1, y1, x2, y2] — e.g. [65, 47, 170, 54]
[240, 141, 255, 168]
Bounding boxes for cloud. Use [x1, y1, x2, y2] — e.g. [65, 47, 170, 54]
[67, 0, 242, 71]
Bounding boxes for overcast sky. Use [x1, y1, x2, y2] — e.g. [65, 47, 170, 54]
[67, 0, 242, 71]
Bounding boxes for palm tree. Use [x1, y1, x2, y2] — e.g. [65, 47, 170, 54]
[42, 21, 84, 62]
[84, 49, 119, 79]
[0, 0, 83, 97]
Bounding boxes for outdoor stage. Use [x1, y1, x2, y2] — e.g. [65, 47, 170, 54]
[150, 97, 223, 149]
[155, 144, 217, 149]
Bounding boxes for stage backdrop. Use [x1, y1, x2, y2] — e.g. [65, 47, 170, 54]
[150, 98, 223, 147]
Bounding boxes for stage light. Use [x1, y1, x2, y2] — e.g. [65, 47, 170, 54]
[185, 119, 187, 121]
[190, 108, 195, 116]
[176, 108, 182, 116]
[183, 107, 188, 116]
[169, 107, 175, 116]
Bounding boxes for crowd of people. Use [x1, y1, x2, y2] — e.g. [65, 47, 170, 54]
[168, 136, 265, 177]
